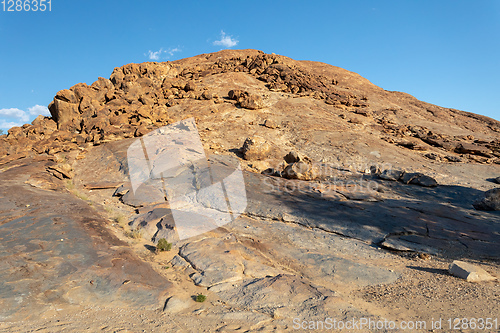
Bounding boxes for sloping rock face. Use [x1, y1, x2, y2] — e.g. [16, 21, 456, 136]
[0, 158, 172, 322]
[0, 50, 499, 330]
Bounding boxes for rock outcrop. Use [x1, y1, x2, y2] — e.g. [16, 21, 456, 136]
[1, 49, 499, 169]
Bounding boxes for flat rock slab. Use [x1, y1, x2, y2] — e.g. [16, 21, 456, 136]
[179, 236, 282, 287]
[215, 274, 328, 316]
[120, 182, 166, 207]
[448, 260, 497, 282]
[214, 274, 371, 324]
[243, 171, 500, 259]
[177, 216, 399, 292]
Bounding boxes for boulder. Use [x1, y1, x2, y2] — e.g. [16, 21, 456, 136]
[139, 94, 155, 105]
[134, 126, 151, 137]
[241, 136, 271, 161]
[31, 115, 57, 136]
[399, 172, 437, 187]
[48, 98, 81, 132]
[282, 161, 317, 181]
[169, 255, 190, 269]
[228, 89, 245, 100]
[137, 105, 154, 119]
[184, 81, 196, 92]
[228, 90, 264, 110]
[84, 115, 110, 133]
[55, 89, 78, 104]
[267, 82, 288, 92]
[284, 151, 300, 164]
[7, 127, 25, 139]
[109, 113, 130, 126]
[136, 77, 154, 89]
[473, 188, 500, 211]
[162, 295, 192, 313]
[90, 77, 114, 91]
[261, 168, 282, 177]
[408, 173, 438, 187]
[283, 151, 309, 164]
[78, 96, 101, 117]
[122, 81, 144, 102]
[448, 260, 496, 282]
[240, 94, 264, 110]
[445, 155, 463, 163]
[379, 169, 404, 181]
[71, 83, 93, 101]
[424, 152, 442, 161]
[201, 90, 214, 100]
[263, 119, 277, 129]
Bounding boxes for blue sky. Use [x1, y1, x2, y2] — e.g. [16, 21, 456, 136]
[1, 0, 499, 131]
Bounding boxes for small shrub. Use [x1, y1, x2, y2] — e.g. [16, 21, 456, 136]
[65, 181, 90, 201]
[74, 191, 89, 201]
[125, 229, 142, 239]
[113, 214, 128, 228]
[195, 294, 206, 303]
[156, 238, 172, 252]
[65, 180, 75, 190]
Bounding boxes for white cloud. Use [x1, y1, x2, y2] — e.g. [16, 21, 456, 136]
[0, 120, 24, 130]
[213, 30, 238, 48]
[0, 104, 50, 131]
[167, 47, 181, 56]
[28, 105, 50, 117]
[0, 108, 30, 123]
[147, 48, 163, 60]
[146, 47, 182, 60]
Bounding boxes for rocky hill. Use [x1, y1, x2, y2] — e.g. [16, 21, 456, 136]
[0, 50, 498, 332]
[2, 49, 500, 167]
